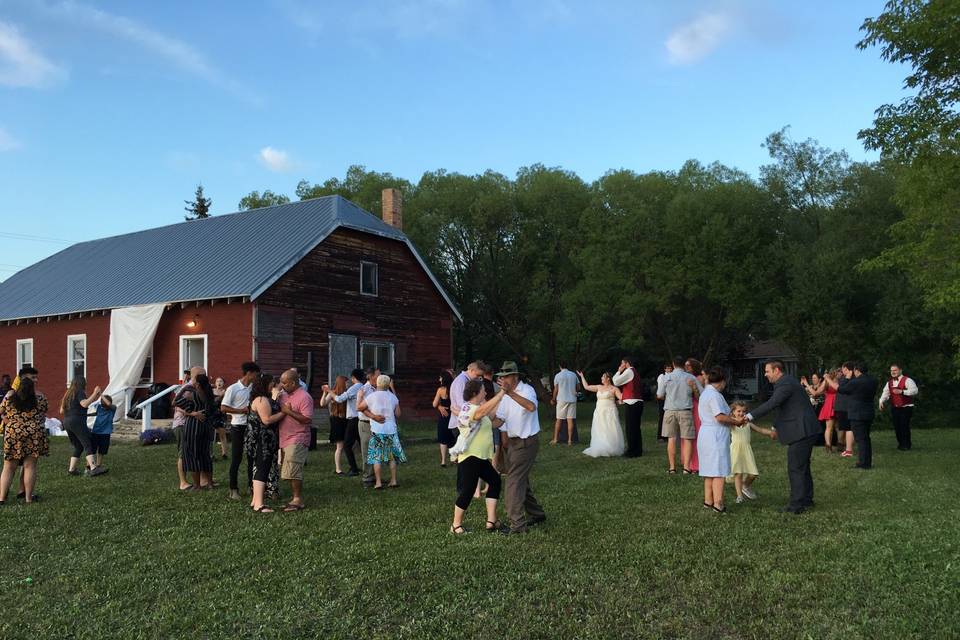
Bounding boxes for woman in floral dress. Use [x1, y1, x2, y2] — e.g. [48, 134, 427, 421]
[0, 377, 49, 504]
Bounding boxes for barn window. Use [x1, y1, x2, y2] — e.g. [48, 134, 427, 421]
[138, 345, 154, 386]
[179, 335, 208, 374]
[67, 334, 87, 384]
[16, 339, 33, 370]
[360, 341, 394, 375]
[360, 261, 378, 296]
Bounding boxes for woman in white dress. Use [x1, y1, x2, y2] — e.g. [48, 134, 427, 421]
[578, 371, 626, 457]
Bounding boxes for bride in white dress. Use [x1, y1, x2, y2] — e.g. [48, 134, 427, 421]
[578, 371, 626, 458]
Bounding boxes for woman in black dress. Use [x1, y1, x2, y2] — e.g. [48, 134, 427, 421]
[60, 375, 108, 477]
[245, 373, 284, 512]
[432, 370, 456, 467]
[176, 374, 215, 491]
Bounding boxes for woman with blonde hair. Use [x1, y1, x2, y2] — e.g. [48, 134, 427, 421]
[60, 376, 108, 477]
[320, 375, 349, 475]
[358, 375, 405, 489]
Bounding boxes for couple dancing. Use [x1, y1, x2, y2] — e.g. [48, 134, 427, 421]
[576, 370, 627, 458]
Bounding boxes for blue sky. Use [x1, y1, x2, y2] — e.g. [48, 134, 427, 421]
[0, 0, 907, 279]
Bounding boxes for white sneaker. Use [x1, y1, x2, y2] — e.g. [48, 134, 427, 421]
[735, 495, 746, 504]
[742, 486, 757, 500]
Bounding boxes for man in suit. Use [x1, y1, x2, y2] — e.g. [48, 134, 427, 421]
[837, 361, 879, 469]
[746, 360, 821, 514]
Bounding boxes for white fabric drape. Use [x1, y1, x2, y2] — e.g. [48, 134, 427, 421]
[101, 304, 165, 422]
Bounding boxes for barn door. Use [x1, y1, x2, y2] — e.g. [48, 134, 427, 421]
[328, 334, 357, 383]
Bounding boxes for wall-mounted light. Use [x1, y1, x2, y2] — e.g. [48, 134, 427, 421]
[187, 314, 199, 328]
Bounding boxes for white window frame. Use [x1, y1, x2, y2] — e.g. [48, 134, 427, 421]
[360, 261, 379, 297]
[360, 340, 394, 375]
[66, 334, 87, 384]
[16, 338, 34, 371]
[137, 345, 155, 387]
[179, 334, 208, 375]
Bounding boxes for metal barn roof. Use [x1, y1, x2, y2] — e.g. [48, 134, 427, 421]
[0, 196, 461, 322]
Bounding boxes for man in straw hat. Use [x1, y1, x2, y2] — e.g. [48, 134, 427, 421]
[493, 361, 547, 534]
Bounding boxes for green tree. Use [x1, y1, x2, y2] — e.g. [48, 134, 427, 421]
[858, 0, 960, 370]
[184, 184, 212, 221]
[238, 190, 291, 211]
[296, 165, 413, 217]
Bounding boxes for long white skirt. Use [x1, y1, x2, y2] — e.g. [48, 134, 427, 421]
[583, 399, 626, 457]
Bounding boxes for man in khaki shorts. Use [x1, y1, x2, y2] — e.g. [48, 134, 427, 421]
[657, 356, 701, 473]
[277, 369, 314, 511]
[550, 362, 579, 445]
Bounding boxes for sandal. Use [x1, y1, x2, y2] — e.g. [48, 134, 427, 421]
[283, 503, 305, 512]
[373, 485, 384, 490]
[703, 502, 712, 509]
[682, 469, 694, 475]
[667, 469, 677, 474]
[253, 505, 274, 513]
[711, 505, 727, 514]
[485, 520, 503, 533]
[387, 483, 399, 489]
[449, 524, 468, 535]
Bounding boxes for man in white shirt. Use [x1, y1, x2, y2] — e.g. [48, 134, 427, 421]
[221, 361, 261, 500]
[493, 361, 546, 535]
[550, 362, 579, 446]
[878, 363, 919, 451]
[655, 361, 673, 442]
[613, 356, 645, 457]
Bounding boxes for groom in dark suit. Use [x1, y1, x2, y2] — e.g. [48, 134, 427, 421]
[837, 361, 879, 469]
[746, 360, 821, 514]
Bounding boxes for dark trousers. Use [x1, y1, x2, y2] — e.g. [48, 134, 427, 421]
[850, 419, 873, 468]
[624, 402, 644, 456]
[657, 399, 666, 439]
[455, 456, 502, 510]
[229, 425, 253, 491]
[891, 406, 913, 450]
[342, 418, 360, 473]
[309, 427, 318, 451]
[786, 434, 817, 510]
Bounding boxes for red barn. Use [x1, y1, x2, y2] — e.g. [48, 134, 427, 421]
[0, 191, 459, 417]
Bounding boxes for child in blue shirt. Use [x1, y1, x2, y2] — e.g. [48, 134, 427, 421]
[90, 394, 117, 467]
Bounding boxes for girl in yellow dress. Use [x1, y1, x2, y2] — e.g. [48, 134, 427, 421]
[728, 401, 775, 504]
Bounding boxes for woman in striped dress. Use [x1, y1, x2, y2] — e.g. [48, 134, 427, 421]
[176, 374, 215, 490]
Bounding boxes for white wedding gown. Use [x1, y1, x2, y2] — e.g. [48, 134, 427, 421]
[583, 389, 626, 457]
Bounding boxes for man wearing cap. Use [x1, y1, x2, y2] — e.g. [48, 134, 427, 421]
[493, 361, 546, 534]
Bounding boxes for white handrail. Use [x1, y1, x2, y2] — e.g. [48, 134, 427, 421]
[135, 384, 181, 432]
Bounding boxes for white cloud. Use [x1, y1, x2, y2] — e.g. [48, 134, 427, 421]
[34, 1, 259, 104]
[0, 127, 22, 151]
[259, 146, 294, 172]
[0, 20, 65, 88]
[665, 11, 734, 65]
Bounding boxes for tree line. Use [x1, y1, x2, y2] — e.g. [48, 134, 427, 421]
[201, 1, 958, 402]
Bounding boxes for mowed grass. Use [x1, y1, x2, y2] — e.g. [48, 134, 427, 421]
[1, 404, 958, 640]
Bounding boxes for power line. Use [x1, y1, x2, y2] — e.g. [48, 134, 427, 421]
[0, 231, 72, 244]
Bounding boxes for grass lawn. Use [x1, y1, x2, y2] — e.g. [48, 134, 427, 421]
[1, 404, 958, 639]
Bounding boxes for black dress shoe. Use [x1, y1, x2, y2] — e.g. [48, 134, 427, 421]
[525, 515, 547, 527]
[779, 506, 805, 514]
[854, 464, 872, 470]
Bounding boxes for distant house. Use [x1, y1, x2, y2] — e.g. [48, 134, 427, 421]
[727, 339, 799, 399]
[0, 191, 460, 417]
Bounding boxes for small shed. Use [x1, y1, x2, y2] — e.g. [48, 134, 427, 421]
[727, 339, 799, 399]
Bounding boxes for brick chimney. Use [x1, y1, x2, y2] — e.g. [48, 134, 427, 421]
[382, 188, 402, 230]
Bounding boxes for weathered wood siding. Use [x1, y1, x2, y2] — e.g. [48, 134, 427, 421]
[256, 228, 453, 416]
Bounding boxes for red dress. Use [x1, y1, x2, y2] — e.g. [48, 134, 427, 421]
[818, 386, 836, 421]
[688, 398, 701, 472]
